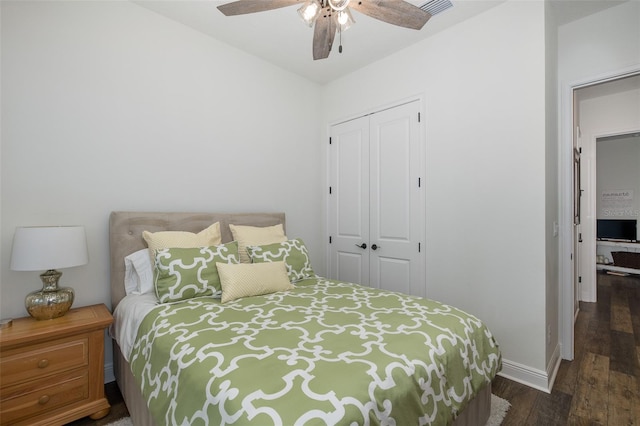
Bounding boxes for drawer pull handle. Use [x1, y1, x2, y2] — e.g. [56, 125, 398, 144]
[37, 359, 49, 369]
[38, 395, 50, 405]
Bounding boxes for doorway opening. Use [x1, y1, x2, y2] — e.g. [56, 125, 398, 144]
[574, 75, 640, 304]
[562, 70, 640, 361]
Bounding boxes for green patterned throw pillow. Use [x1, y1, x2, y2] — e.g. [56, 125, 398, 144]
[154, 242, 239, 303]
[247, 238, 316, 283]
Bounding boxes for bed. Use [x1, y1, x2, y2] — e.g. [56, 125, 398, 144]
[109, 211, 501, 425]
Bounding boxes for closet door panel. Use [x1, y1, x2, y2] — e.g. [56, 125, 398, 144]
[373, 111, 411, 241]
[329, 116, 370, 285]
[329, 100, 425, 296]
[369, 101, 422, 294]
[377, 257, 411, 295]
[336, 252, 365, 286]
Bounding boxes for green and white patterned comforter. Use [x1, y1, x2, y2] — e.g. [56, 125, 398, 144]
[129, 278, 501, 425]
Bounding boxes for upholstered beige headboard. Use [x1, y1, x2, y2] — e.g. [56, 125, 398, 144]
[108, 211, 286, 310]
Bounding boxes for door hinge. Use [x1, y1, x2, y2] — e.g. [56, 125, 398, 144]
[329, 236, 332, 244]
[418, 242, 421, 253]
[578, 233, 583, 243]
[578, 276, 582, 283]
[418, 177, 421, 188]
[329, 137, 332, 145]
[329, 186, 332, 194]
[418, 112, 421, 123]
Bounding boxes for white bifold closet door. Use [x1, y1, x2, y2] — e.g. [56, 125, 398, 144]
[328, 100, 425, 297]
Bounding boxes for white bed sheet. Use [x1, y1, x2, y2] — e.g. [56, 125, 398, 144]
[110, 293, 158, 362]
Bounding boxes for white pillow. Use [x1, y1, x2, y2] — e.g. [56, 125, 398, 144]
[124, 249, 154, 295]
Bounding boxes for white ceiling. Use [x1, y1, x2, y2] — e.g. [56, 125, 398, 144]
[133, 0, 628, 84]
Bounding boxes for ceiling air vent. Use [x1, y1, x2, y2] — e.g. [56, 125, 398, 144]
[419, 0, 453, 16]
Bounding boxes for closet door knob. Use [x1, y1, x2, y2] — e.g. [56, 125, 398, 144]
[371, 244, 379, 250]
[355, 243, 367, 249]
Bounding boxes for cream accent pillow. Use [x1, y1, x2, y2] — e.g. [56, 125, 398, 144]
[142, 222, 222, 261]
[229, 223, 287, 263]
[217, 261, 293, 303]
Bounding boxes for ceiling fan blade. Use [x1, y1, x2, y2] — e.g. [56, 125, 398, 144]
[349, 0, 431, 30]
[217, 0, 301, 16]
[312, 10, 337, 60]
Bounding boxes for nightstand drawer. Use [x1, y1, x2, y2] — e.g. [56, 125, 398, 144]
[0, 304, 112, 424]
[0, 335, 88, 387]
[0, 369, 89, 424]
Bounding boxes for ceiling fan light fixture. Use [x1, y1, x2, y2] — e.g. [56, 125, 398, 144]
[218, 0, 431, 60]
[336, 8, 355, 31]
[328, 0, 350, 11]
[298, 0, 322, 27]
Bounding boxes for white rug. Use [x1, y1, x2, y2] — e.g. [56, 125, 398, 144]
[487, 394, 511, 426]
[104, 418, 133, 426]
[105, 395, 511, 426]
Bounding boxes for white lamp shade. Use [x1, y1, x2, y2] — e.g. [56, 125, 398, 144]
[10, 226, 89, 271]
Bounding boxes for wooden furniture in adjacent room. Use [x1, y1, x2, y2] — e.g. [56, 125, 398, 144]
[0, 304, 113, 425]
[596, 240, 640, 275]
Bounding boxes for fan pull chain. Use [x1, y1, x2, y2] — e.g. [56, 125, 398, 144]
[339, 26, 343, 53]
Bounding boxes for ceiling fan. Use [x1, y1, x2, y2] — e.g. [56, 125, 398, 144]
[217, 0, 432, 60]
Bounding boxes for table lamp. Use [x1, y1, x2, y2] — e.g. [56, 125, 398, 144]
[10, 226, 89, 320]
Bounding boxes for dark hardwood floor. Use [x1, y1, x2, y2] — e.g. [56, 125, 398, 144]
[493, 271, 639, 425]
[70, 271, 639, 425]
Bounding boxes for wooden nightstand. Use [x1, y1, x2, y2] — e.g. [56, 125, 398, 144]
[0, 304, 113, 425]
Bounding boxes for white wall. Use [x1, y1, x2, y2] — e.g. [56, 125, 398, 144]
[1, 0, 322, 378]
[322, 0, 549, 383]
[557, 1, 640, 85]
[544, 0, 560, 373]
[596, 136, 640, 227]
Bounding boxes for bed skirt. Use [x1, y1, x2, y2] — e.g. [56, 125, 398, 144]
[114, 343, 491, 426]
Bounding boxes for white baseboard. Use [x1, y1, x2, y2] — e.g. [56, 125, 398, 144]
[546, 344, 562, 391]
[498, 351, 561, 394]
[105, 362, 115, 384]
